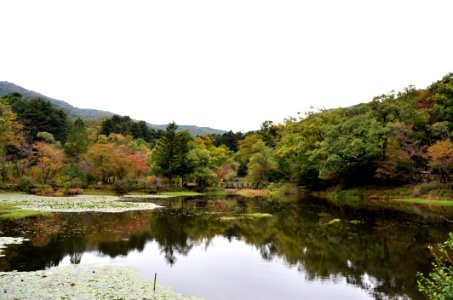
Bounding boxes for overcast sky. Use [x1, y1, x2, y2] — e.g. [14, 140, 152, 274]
[1, 1, 452, 132]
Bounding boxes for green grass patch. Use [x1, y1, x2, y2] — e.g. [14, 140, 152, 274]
[0, 202, 47, 219]
[157, 191, 203, 197]
[234, 189, 269, 197]
[204, 190, 227, 196]
[83, 189, 116, 196]
[391, 198, 453, 206]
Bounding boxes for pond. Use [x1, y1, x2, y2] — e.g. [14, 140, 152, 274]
[0, 195, 451, 299]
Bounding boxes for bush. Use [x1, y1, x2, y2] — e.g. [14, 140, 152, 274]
[63, 188, 84, 196]
[417, 233, 453, 299]
[31, 185, 55, 196]
[412, 182, 453, 199]
[17, 176, 37, 193]
[112, 179, 131, 196]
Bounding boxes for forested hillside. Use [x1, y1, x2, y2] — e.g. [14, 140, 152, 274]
[0, 81, 227, 136]
[0, 73, 452, 195]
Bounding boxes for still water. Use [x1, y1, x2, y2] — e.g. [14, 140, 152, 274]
[0, 195, 451, 299]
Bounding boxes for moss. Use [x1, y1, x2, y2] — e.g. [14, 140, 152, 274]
[391, 198, 453, 207]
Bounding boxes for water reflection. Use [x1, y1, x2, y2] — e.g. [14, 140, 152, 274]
[0, 196, 450, 299]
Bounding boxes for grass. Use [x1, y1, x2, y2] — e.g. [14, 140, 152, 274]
[157, 191, 203, 197]
[234, 189, 269, 197]
[83, 188, 116, 196]
[0, 202, 47, 219]
[391, 198, 453, 206]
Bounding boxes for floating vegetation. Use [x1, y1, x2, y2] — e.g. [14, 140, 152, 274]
[0, 237, 29, 257]
[122, 194, 173, 199]
[157, 191, 203, 197]
[0, 194, 161, 213]
[219, 213, 273, 221]
[0, 264, 204, 299]
[326, 218, 341, 225]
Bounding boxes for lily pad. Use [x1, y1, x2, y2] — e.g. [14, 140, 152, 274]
[0, 264, 204, 299]
[0, 236, 29, 257]
[0, 194, 162, 213]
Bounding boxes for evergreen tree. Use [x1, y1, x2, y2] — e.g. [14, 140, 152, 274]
[149, 122, 193, 184]
[64, 118, 88, 159]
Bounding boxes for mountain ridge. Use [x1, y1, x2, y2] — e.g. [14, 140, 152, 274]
[0, 81, 227, 136]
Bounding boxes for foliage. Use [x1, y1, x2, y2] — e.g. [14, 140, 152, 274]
[427, 139, 453, 183]
[149, 122, 194, 184]
[100, 115, 161, 144]
[30, 141, 64, 184]
[417, 233, 453, 300]
[64, 118, 89, 158]
[5, 94, 69, 143]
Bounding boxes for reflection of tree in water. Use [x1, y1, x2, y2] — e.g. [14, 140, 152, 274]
[0, 197, 450, 300]
[148, 213, 196, 265]
[69, 251, 82, 264]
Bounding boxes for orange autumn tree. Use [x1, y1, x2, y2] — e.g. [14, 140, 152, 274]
[30, 141, 64, 184]
[427, 139, 453, 183]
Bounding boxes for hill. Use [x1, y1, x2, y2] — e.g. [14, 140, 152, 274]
[0, 81, 227, 136]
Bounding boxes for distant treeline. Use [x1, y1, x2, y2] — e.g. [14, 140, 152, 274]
[0, 73, 452, 193]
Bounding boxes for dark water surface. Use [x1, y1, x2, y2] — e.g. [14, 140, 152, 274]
[0, 195, 451, 299]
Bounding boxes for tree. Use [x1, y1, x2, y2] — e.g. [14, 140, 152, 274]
[6, 95, 69, 143]
[86, 143, 132, 184]
[149, 122, 193, 185]
[100, 115, 161, 144]
[0, 100, 25, 182]
[247, 146, 277, 187]
[64, 118, 88, 159]
[30, 141, 63, 184]
[0, 99, 23, 155]
[427, 140, 453, 183]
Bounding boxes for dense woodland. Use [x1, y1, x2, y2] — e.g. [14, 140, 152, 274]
[0, 73, 452, 194]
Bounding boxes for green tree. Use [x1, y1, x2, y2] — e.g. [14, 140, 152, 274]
[247, 146, 277, 187]
[5, 95, 69, 143]
[64, 118, 89, 159]
[149, 122, 193, 185]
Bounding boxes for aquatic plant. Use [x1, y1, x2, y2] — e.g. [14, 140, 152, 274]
[0, 264, 204, 299]
[0, 194, 161, 213]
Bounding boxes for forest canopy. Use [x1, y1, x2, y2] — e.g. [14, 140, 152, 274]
[0, 73, 452, 193]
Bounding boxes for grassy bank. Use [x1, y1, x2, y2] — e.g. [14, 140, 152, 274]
[316, 183, 453, 207]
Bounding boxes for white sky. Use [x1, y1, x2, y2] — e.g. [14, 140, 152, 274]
[1, 0, 452, 132]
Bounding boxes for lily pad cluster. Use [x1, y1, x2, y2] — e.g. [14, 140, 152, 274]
[0, 237, 29, 257]
[0, 264, 204, 300]
[0, 194, 162, 213]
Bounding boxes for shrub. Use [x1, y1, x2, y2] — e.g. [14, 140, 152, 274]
[31, 185, 55, 196]
[417, 233, 453, 299]
[63, 188, 84, 196]
[17, 176, 37, 193]
[112, 179, 131, 196]
[412, 182, 453, 199]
